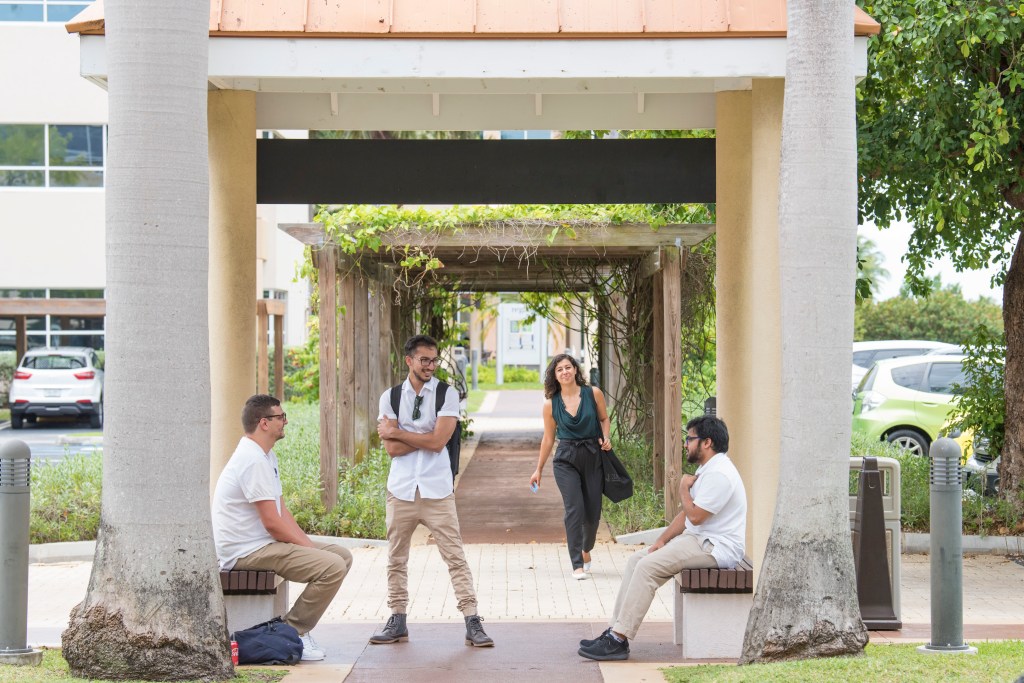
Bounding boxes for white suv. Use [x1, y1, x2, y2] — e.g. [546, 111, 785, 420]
[851, 340, 960, 390]
[9, 347, 104, 430]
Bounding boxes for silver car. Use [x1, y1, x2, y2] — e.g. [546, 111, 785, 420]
[9, 347, 104, 429]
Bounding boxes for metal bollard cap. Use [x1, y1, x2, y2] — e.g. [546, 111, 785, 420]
[0, 440, 31, 490]
[0, 440, 30, 462]
[929, 437, 962, 487]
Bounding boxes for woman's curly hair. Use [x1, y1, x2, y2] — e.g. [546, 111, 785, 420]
[543, 353, 587, 399]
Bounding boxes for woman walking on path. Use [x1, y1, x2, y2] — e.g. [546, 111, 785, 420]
[530, 354, 612, 580]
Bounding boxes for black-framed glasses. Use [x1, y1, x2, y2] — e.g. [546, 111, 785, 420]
[412, 395, 424, 420]
[684, 435, 702, 444]
[263, 412, 287, 422]
[416, 356, 440, 367]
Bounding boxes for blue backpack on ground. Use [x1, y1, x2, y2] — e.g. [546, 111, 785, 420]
[389, 380, 461, 477]
[233, 617, 303, 665]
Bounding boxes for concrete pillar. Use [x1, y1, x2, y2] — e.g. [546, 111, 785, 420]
[715, 80, 784, 575]
[208, 90, 257, 490]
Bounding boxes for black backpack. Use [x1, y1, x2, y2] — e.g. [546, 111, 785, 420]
[389, 381, 461, 478]
[232, 617, 303, 665]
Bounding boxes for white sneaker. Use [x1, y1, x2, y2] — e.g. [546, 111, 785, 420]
[572, 568, 588, 580]
[300, 632, 326, 661]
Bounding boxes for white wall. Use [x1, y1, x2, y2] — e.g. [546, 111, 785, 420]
[257, 202, 311, 347]
[0, 24, 107, 123]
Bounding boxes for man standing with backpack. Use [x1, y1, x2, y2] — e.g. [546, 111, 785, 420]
[371, 334, 494, 648]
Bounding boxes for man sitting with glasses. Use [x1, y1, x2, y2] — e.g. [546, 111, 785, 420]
[371, 334, 494, 648]
[577, 415, 746, 661]
[212, 394, 353, 661]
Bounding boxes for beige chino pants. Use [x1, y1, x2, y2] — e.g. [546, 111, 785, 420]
[610, 533, 716, 640]
[385, 490, 478, 617]
[234, 541, 353, 635]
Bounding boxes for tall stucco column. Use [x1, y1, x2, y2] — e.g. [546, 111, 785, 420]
[715, 79, 784, 574]
[208, 90, 256, 490]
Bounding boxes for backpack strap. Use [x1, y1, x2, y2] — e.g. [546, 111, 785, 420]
[435, 381, 450, 415]
[389, 384, 402, 418]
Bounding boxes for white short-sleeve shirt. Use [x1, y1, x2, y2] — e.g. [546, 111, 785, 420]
[685, 452, 747, 568]
[212, 436, 282, 570]
[378, 376, 461, 501]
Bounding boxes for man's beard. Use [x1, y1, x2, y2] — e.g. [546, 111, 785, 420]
[685, 449, 699, 464]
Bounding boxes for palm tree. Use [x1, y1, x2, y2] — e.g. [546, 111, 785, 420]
[61, 1, 233, 679]
[741, 0, 868, 663]
[856, 235, 889, 302]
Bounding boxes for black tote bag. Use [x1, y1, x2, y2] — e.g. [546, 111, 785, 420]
[602, 449, 634, 503]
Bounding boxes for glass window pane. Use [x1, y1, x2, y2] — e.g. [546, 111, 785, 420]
[47, 4, 90, 22]
[50, 170, 103, 187]
[0, 4, 45, 21]
[0, 170, 44, 186]
[852, 351, 874, 368]
[500, 131, 525, 140]
[0, 289, 45, 298]
[49, 316, 103, 331]
[926, 362, 967, 394]
[49, 288, 104, 299]
[50, 125, 104, 166]
[890, 363, 926, 391]
[0, 125, 44, 165]
[25, 317, 45, 331]
[51, 333, 103, 349]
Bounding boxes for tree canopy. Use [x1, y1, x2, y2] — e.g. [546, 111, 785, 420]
[855, 279, 1003, 343]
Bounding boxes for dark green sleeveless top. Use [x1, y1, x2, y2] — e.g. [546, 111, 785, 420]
[552, 385, 601, 440]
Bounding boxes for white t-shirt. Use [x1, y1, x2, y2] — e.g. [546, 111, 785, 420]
[685, 452, 747, 568]
[212, 436, 282, 570]
[378, 376, 461, 501]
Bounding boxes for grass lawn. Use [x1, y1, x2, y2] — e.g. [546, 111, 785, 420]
[0, 650, 287, 683]
[0, 407, 9, 422]
[663, 641, 1024, 682]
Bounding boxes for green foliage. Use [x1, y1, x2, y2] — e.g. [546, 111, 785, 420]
[0, 350, 14, 407]
[30, 452, 102, 544]
[854, 280, 1003, 343]
[273, 403, 389, 538]
[0, 649, 286, 683]
[664, 641, 1024, 682]
[858, 0, 1022, 286]
[856, 236, 889, 302]
[282, 323, 321, 403]
[950, 326, 1006, 457]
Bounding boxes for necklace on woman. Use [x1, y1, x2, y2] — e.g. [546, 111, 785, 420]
[562, 389, 582, 416]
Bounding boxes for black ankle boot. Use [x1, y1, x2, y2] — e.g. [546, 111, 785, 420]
[464, 615, 494, 647]
[369, 613, 409, 644]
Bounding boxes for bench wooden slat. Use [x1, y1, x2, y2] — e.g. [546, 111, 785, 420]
[677, 555, 754, 594]
[709, 568, 719, 588]
[220, 569, 278, 596]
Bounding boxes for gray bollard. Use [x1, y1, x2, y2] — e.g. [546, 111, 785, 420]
[0, 440, 43, 666]
[917, 437, 977, 656]
[471, 349, 479, 391]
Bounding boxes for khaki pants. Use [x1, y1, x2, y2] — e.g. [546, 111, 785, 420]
[610, 533, 716, 640]
[234, 542, 353, 635]
[386, 491, 478, 617]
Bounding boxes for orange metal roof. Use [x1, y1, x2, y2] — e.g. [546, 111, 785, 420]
[67, 0, 880, 38]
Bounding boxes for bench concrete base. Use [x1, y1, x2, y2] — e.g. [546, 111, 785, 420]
[673, 590, 752, 660]
[224, 580, 289, 635]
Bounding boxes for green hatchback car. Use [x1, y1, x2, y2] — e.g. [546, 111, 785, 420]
[851, 354, 968, 456]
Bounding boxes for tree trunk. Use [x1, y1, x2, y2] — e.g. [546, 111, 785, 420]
[741, 0, 868, 663]
[61, 1, 233, 679]
[1001, 231, 1024, 508]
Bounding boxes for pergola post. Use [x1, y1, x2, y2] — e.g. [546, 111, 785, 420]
[14, 315, 26, 366]
[369, 274, 388, 445]
[273, 312, 284, 401]
[317, 245, 339, 509]
[659, 246, 683, 518]
[352, 272, 370, 462]
[338, 264, 356, 467]
[652, 275, 666, 492]
[257, 301, 269, 395]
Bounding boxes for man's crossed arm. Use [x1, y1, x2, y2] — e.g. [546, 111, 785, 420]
[377, 415, 457, 458]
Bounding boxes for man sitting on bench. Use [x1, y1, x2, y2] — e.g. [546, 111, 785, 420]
[578, 415, 747, 661]
[213, 394, 353, 661]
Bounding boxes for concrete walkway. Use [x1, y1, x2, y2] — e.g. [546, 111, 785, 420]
[23, 390, 1024, 681]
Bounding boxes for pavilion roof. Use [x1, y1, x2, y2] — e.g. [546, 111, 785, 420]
[67, 0, 879, 38]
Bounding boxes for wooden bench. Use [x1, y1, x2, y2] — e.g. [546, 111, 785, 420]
[220, 570, 289, 634]
[673, 556, 754, 660]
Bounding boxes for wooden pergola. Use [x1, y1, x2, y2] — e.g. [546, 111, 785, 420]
[282, 221, 713, 517]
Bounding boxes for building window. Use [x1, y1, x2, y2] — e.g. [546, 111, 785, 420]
[0, 124, 105, 188]
[500, 131, 552, 140]
[0, 288, 105, 352]
[0, 0, 93, 22]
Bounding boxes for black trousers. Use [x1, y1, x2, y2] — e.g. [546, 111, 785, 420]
[552, 438, 604, 570]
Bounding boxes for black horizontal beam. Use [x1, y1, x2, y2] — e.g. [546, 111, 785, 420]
[256, 138, 715, 205]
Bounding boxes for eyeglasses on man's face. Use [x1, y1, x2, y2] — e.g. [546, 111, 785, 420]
[684, 434, 702, 444]
[263, 412, 287, 422]
[414, 356, 440, 368]
[412, 395, 424, 420]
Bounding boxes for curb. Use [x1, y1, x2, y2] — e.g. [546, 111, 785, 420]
[614, 527, 1024, 556]
[31, 535, 388, 564]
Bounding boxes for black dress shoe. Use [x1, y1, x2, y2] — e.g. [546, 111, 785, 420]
[579, 627, 611, 648]
[578, 632, 629, 661]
